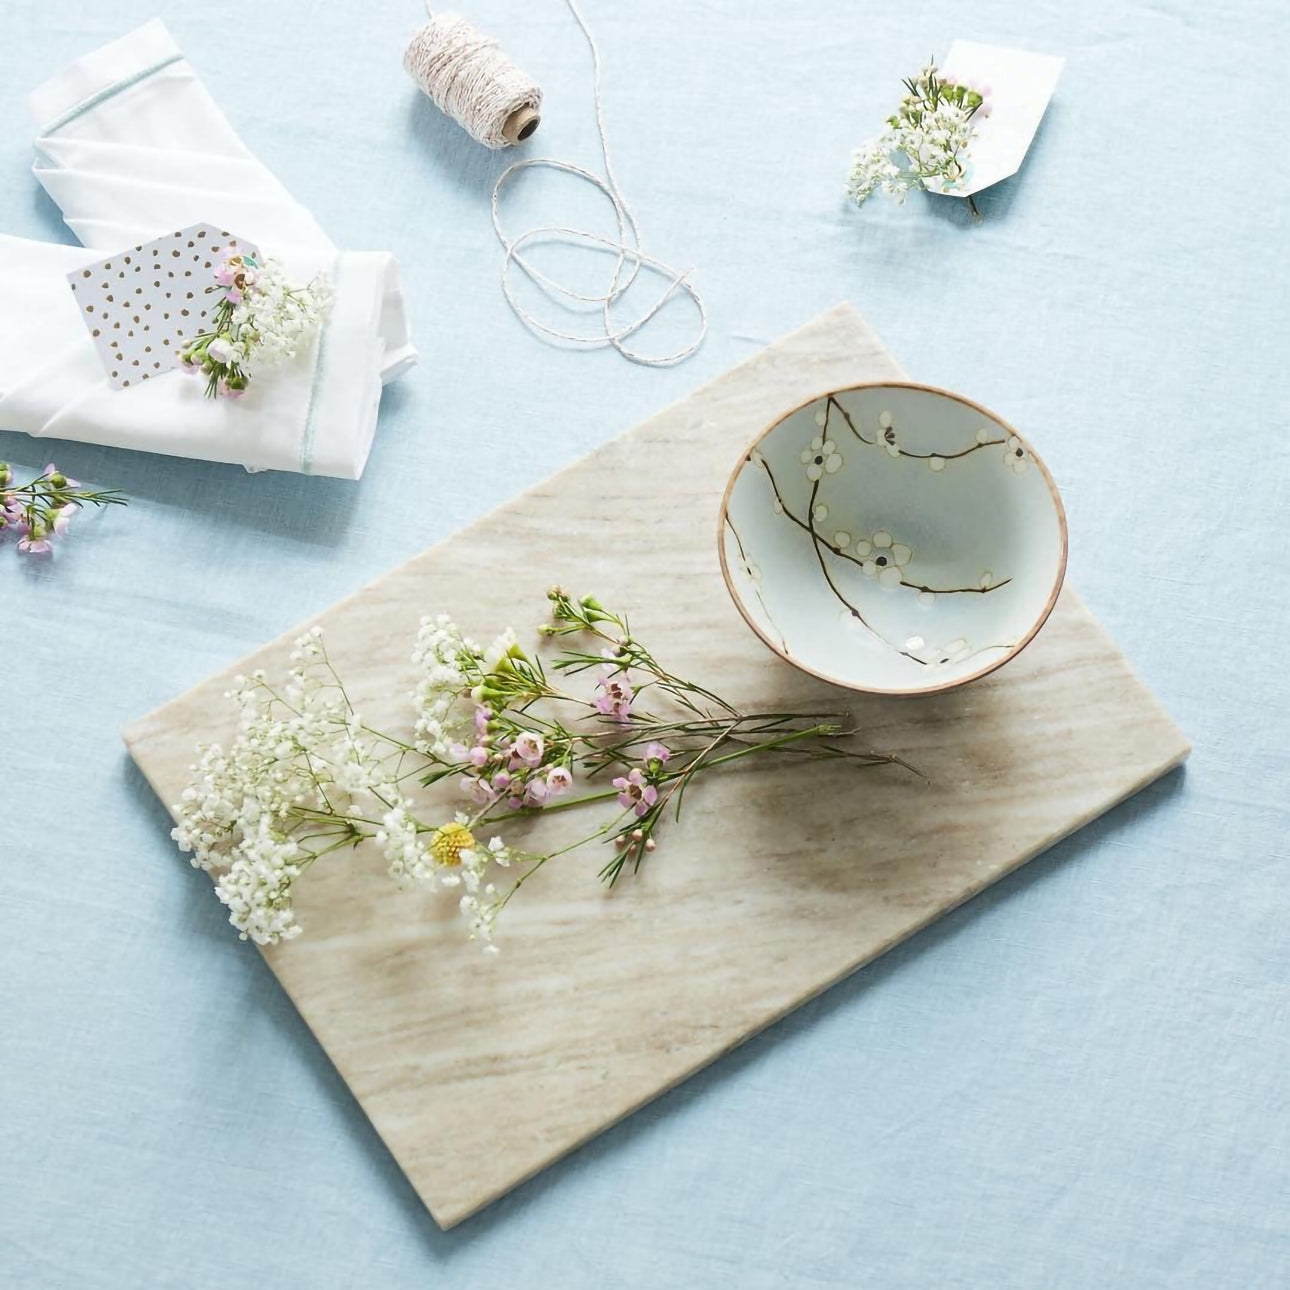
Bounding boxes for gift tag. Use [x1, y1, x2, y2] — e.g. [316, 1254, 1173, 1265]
[68, 223, 259, 389]
[937, 41, 1063, 197]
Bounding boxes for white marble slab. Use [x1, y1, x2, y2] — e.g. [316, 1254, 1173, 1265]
[124, 305, 1189, 1228]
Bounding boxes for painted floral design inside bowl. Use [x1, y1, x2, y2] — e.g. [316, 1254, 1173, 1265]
[718, 383, 1067, 695]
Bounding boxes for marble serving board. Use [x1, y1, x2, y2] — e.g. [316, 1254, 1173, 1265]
[124, 304, 1189, 1229]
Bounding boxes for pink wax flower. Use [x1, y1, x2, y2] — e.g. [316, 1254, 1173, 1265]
[17, 525, 53, 555]
[546, 766, 573, 796]
[512, 732, 545, 766]
[447, 740, 469, 762]
[523, 779, 549, 808]
[492, 771, 513, 792]
[613, 768, 658, 818]
[53, 504, 78, 537]
[463, 776, 497, 807]
[595, 668, 634, 721]
[468, 745, 489, 768]
[213, 257, 254, 295]
[644, 742, 671, 765]
[475, 706, 493, 735]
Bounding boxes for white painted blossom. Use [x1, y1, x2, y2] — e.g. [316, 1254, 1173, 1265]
[800, 436, 842, 482]
[1003, 435, 1030, 474]
[856, 529, 913, 587]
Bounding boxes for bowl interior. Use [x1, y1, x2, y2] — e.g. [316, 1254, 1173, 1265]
[720, 384, 1067, 694]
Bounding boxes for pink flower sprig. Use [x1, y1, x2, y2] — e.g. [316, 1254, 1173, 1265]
[0, 462, 127, 557]
[595, 668, 634, 721]
[613, 767, 658, 817]
[181, 253, 332, 400]
[404, 590, 916, 925]
[172, 592, 914, 954]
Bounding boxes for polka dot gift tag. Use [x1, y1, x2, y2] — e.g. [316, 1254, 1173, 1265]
[67, 223, 259, 390]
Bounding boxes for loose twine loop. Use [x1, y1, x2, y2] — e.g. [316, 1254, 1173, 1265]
[406, 1, 706, 366]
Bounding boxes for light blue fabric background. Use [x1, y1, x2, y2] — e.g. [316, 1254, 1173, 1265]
[2, 2, 1286, 1286]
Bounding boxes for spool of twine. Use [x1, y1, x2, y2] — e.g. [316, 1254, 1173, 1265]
[404, 9, 542, 148]
[404, 0, 705, 366]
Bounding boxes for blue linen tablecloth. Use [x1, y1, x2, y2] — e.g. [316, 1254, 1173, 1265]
[2, 2, 1286, 1286]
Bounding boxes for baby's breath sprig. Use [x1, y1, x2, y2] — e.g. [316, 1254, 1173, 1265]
[846, 59, 990, 217]
[172, 590, 913, 951]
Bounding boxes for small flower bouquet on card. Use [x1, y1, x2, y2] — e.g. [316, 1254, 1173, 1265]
[846, 60, 990, 215]
[180, 253, 332, 399]
[172, 589, 912, 950]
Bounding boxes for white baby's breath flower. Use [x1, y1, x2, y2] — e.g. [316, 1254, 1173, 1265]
[846, 62, 985, 211]
[237, 260, 333, 373]
[170, 627, 415, 944]
[410, 613, 481, 756]
[377, 798, 437, 885]
[483, 628, 519, 674]
[212, 816, 303, 944]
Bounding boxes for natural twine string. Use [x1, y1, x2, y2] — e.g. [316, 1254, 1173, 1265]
[404, 10, 542, 149]
[406, 1, 706, 366]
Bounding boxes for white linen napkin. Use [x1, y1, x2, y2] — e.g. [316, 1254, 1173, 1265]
[1, 20, 417, 479]
[0, 234, 393, 479]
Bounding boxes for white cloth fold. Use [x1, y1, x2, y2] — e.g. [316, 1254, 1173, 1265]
[1, 19, 417, 479]
[0, 235, 391, 478]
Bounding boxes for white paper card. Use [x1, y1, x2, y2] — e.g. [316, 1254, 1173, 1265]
[67, 223, 258, 389]
[937, 41, 1063, 197]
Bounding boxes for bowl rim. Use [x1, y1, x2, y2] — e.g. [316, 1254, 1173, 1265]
[716, 379, 1070, 698]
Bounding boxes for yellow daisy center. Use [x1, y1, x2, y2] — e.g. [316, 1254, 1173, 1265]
[430, 821, 475, 868]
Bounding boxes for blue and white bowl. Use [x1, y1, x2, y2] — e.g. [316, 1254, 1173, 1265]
[718, 382, 1068, 696]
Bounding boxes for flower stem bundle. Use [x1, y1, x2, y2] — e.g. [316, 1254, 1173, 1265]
[173, 589, 911, 950]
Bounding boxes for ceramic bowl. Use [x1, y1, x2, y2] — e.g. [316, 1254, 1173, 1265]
[718, 382, 1067, 696]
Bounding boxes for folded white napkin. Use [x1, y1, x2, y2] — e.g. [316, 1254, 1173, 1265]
[0, 20, 416, 479]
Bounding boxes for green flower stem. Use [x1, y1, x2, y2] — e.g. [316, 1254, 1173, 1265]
[482, 723, 857, 825]
[490, 817, 622, 917]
